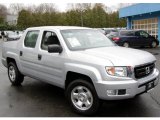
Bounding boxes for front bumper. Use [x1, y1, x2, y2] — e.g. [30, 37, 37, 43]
[94, 68, 159, 100]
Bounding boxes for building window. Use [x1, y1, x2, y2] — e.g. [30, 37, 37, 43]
[132, 18, 158, 38]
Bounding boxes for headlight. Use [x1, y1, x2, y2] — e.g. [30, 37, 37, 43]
[105, 66, 132, 77]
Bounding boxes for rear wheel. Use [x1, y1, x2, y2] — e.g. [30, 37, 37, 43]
[8, 62, 24, 86]
[150, 41, 157, 48]
[66, 79, 100, 116]
[123, 42, 129, 48]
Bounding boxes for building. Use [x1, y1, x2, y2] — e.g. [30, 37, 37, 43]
[5, 14, 18, 25]
[119, 3, 160, 41]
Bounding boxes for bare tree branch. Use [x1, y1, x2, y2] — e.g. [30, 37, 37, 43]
[9, 3, 24, 15]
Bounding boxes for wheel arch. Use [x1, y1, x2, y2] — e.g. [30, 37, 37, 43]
[6, 57, 23, 75]
[6, 57, 16, 65]
[65, 71, 94, 89]
[64, 63, 102, 89]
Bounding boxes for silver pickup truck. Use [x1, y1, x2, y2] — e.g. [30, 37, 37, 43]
[1, 26, 159, 115]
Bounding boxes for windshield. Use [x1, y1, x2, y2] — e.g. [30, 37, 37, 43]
[107, 32, 119, 37]
[61, 29, 115, 50]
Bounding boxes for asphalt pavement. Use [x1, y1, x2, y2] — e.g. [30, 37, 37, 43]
[0, 39, 160, 117]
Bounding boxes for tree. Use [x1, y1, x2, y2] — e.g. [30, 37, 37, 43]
[17, 10, 33, 29]
[75, 3, 92, 26]
[16, 3, 127, 29]
[90, 3, 107, 28]
[9, 3, 24, 15]
[0, 16, 4, 24]
[66, 3, 93, 26]
[25, 4, 37, 13]
[0, 4, 7, 23]
[35, 3, 57, 13]
[108, 11, 126, 27]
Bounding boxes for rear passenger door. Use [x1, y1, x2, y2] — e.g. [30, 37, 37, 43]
[120, 31, 137, 46]
[126, 31, 137, 46]
[19, 30, 40, 76]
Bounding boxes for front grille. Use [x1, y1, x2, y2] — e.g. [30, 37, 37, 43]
[134, 63, 155, 79]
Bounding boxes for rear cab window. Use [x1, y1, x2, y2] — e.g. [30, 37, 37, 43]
[24, 30, 40, 48]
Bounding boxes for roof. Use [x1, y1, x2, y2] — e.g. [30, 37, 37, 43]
[119, 3, 160, 18]
[118, 29, 143, 31]
[27, 26, 91, 30]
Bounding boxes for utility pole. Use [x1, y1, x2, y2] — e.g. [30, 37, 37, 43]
[80, 9, 83, 27]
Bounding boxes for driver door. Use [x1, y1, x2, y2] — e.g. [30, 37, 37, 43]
[36, 30, 65, 87]
[136, 31, 150, 46]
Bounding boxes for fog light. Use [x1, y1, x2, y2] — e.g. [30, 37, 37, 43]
[107, 90, 117, 95]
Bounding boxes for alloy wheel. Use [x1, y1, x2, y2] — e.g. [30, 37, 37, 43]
[71, 86, 93, 111]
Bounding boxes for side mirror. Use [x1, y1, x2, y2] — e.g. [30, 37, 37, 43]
[48, 44, 63, 53]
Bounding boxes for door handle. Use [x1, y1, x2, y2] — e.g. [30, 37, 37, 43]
[38, 54, 42, 60]
[20, 51, 23, 56]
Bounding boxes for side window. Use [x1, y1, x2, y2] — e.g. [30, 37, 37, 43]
[139, 31, 149, 37]
[126, 31, 135, 36]
[41, 31, 60, 50]
[24, 31, 39, 48]
[135, 31, 140, 36]
[120, 31, 134, 36]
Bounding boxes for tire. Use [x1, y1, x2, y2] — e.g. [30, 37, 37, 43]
[65, 79, 100, 116]
[123, 42, 129, 48]
[8, 62, 24, 86]
[150, 41, 157, 48]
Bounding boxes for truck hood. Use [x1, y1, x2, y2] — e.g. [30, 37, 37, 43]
[77, 46, 156, 66]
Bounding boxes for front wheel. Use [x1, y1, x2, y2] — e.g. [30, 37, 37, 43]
[8, 62, 24, 86]
[66, 79, 100, 116]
